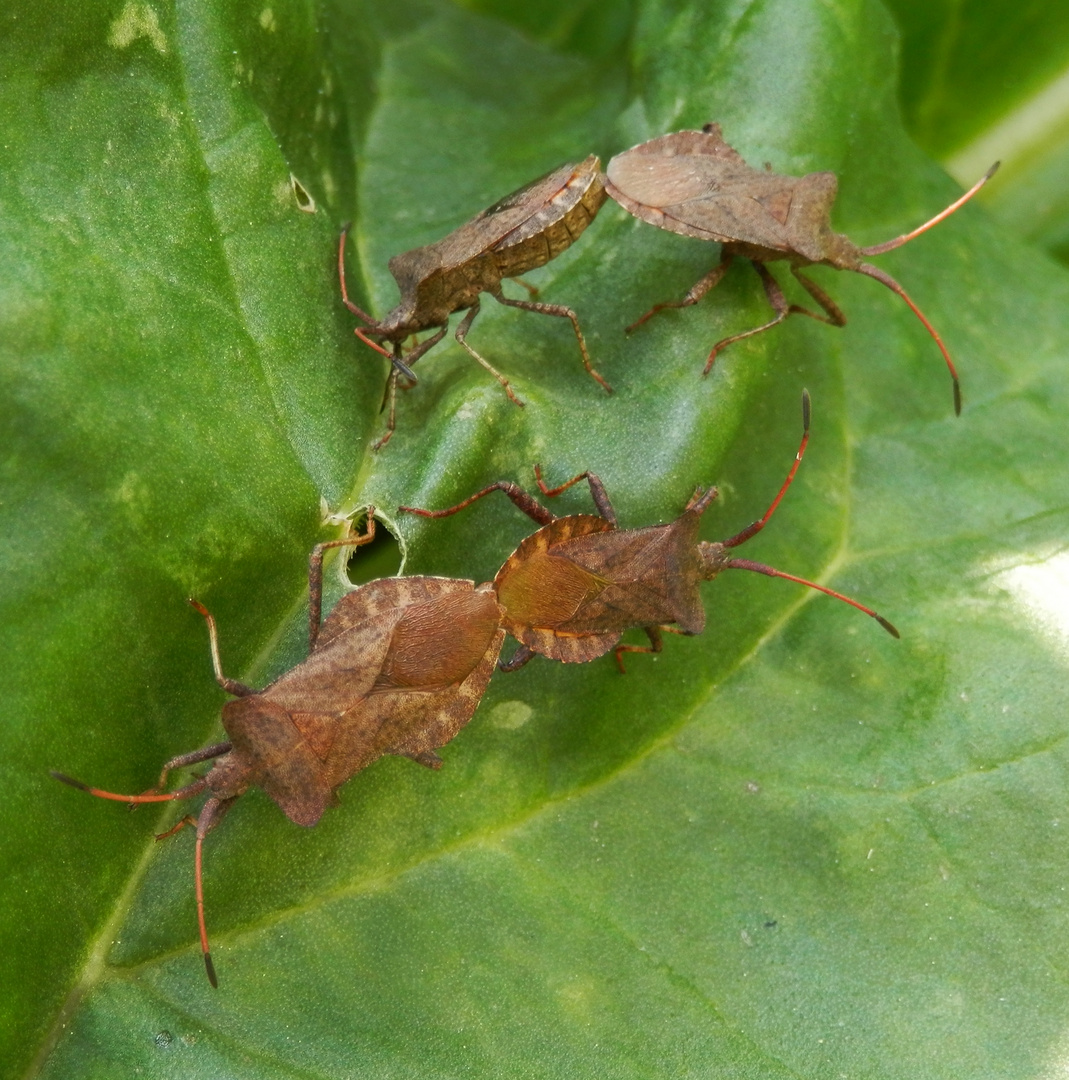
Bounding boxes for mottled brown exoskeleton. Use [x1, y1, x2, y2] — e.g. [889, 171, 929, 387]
[605, 124, 998, 414]
[52, 513, 505, 986]
[403, 391, 897, 671]
[339, 156, 611, 447]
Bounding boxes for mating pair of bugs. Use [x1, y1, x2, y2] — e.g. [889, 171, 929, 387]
[54, 391, 897, 986]
[343, 123, 996, 444]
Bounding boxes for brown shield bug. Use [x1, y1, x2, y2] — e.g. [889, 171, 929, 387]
[402, 390, 898, 672]
[52, 513, 505, 986]
[340, 156, 611, 447]
[604, 124, 998, 414]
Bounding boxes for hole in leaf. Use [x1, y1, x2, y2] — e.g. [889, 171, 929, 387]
[290, 173, 316, 213]
[347, 521, 401, 585]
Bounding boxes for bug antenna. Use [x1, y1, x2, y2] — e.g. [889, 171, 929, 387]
[857, 163, 999, 256]
[49, 771, 210, 804]
[722, 557, 900, 637]
[50, 770, 91, 792]
[354, 326, 399, 362]
[337, 224, 379, 326]
[195, 824, 218, 988]
[854, 263, 961, 415]
[721, 390, 811, 550]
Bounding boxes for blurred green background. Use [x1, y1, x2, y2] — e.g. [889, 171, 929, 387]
[885, 0, 1069, 261]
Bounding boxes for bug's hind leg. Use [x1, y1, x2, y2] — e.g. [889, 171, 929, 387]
[491, 285, 612, 394]
[612, 625, 689, 673]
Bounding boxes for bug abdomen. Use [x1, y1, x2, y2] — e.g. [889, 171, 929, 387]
[492, 167, 606, 277]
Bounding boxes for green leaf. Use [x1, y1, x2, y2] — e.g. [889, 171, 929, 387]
[883, 1, 1069, 265]
[882, 0, 1069, 157]
[5, 0, 1069, 1076]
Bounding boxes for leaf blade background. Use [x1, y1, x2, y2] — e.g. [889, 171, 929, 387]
[3, 0, 1068, 1076]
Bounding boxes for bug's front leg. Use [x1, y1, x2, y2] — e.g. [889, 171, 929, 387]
[533, 465, 617, 526]
[400, 480, 557, 528]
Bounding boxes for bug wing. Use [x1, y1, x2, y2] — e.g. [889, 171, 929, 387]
[490, 155, 604, 251]
[265, 584, 403, 716]
[495, 515, 623, 663]
[549, 511, 706, 635]
[371, 581, 504, 691]
[325, 580, 505, 782]
[313, 577, 456, 649]
[606, 127, 826, 256]
[387, 160, 591, 291]
[225, 582, 410, 825]
[232, 578, 480, 820]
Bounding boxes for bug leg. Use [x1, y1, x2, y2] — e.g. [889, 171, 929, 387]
[308, 510, 377, 649]
[509, 276, 539, 298]
[613, 625, 663, 673]
[405, 750, 444, 769]
[454, 300, 525, 407]
[154, 743, 233, 793]
[626, 251, 735, 333]
[684, 485, 719, 515]
[188, 600, 255, 698]
[499, 644, 535, 672]
[490, 285, 612, 395]
[155, 813, 198, 842]
[534, 464, 617, 525]
[614, 624, 692, 671]
[396, 324, 448, 382]
[401, 481, 557, 527]
[372, 368, 400, 451]
[702, 262, 792, 374]
[789, 268, 847, 326]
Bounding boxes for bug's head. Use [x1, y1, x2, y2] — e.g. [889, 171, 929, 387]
[200, 739, 254, 802]
[373, 303, 416, 341]
[697, 540, 729, 581]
